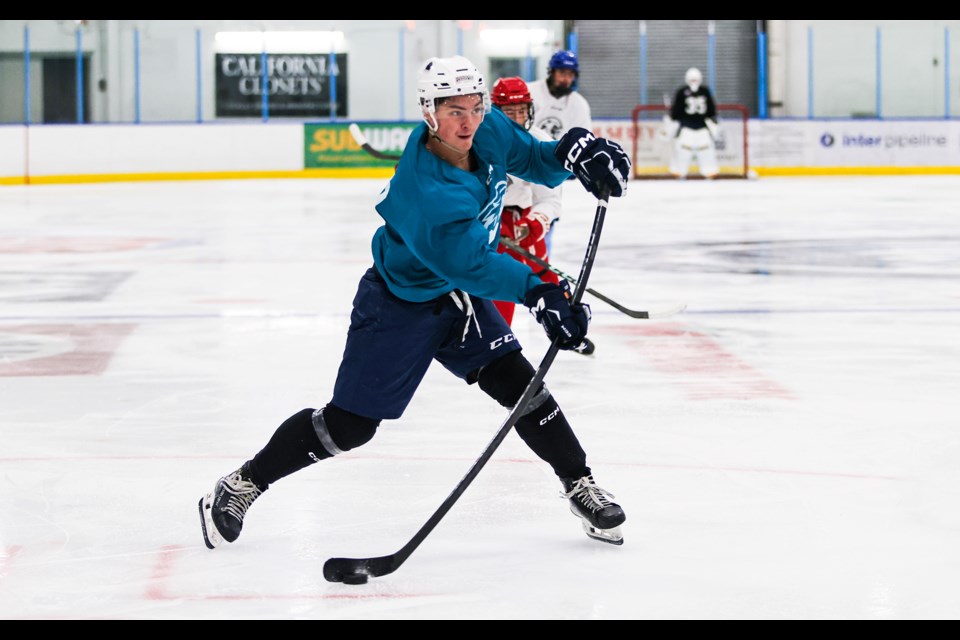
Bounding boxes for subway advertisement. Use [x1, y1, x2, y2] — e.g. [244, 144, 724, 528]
[304, 122, 416, 168]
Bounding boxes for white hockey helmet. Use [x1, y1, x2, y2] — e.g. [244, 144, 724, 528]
[417, 55, 490, 130]
[685, 67, 702, 91]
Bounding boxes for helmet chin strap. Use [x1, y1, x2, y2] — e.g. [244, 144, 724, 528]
[427, 130, 470, 163]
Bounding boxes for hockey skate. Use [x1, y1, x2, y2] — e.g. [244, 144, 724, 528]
[199, 462, 265, 549]
[561, 474, 625, 545]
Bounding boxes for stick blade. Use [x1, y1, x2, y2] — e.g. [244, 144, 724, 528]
[646, 303, 687, 319]
[323, 555, 399, 583]
[348, 122, 366, 146]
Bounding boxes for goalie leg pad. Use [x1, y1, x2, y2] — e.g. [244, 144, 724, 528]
[695, 144, 720, 177]
[670, 140, 694, 177]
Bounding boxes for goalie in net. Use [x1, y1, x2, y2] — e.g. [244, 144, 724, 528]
[631, 70, 750, 180]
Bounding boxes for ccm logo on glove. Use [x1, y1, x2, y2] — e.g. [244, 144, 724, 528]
[554, 127, 631, 199]
[560, 131, 597, 171]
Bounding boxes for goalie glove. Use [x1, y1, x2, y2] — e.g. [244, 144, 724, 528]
[659, 116, 679, 141]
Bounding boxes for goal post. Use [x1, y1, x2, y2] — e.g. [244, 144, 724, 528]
[630, 104, 750, 179]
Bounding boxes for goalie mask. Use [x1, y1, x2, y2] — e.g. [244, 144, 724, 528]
[685, 67, 702, 92]
[417, 56, 490, 131]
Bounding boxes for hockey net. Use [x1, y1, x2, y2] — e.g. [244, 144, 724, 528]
[630, 104, 750, 179]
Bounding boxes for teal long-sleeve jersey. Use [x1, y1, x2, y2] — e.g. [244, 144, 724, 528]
[372, 108, 572, 305]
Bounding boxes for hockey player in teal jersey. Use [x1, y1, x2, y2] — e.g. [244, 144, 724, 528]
[199, 55, 632, 550]
[371, 91, 567, 305]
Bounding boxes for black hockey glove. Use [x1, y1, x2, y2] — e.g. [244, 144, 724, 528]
[554, 128, 631, 199]
[523, 280, 592, 351]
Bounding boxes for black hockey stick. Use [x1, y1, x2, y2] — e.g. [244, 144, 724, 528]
[349, 123, 402, 162]
[323, 189, 612, 585]
[499, 237, 686, 320]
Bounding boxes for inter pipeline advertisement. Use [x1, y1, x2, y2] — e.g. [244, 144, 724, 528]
[753, 120, 960, 167]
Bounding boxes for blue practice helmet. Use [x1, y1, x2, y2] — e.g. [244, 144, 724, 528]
[548, 50, 579, 73]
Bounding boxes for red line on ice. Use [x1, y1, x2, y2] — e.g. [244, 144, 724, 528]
[145, 545, 183, 600]
[1, 545, 24, 575]
[607, 322, 793, 400]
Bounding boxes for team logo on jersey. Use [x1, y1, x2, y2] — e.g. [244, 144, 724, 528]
[538, 117, 564, 140]
[478, 179, 509, 243]
[376, 181, 391, 204]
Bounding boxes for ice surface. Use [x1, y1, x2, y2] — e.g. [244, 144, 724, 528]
[1, 175, 958, 619]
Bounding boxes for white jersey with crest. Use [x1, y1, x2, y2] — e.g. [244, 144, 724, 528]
[504, 125, 563, 225]
[527, 78, 593, 141]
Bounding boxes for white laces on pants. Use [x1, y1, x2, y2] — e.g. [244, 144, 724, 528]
[448, 290, 482, 343]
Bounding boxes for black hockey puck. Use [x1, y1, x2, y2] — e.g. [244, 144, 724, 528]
[341, 573, 368, 585]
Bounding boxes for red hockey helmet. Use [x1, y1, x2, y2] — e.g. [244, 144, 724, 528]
[491, 76, 532, 106]
[491, 76, 534, 129]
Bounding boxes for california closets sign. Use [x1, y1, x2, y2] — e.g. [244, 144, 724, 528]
[215, 53, 347, 117]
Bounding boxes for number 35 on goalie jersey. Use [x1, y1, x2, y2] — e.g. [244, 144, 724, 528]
[684, 95, 709, 115]
[672, 87, 717, 131]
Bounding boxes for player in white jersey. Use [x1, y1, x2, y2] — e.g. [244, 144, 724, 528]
[490, 76, 596, 356]
[528, 50, 594, 294]
[665, 67, 720, 179]
[528, 50, 593, 141]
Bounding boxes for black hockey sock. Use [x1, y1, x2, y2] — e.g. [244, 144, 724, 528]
[477, 350, 589, 479]
[514, 401, 589, 480]
[250, 408, 329, 487]
[317, 403, 380, 452]
[248, 405, 381, 488]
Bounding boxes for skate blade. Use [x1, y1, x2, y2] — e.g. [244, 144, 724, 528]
[582, 522, 624, 546]
[198, 494, 221, 550]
